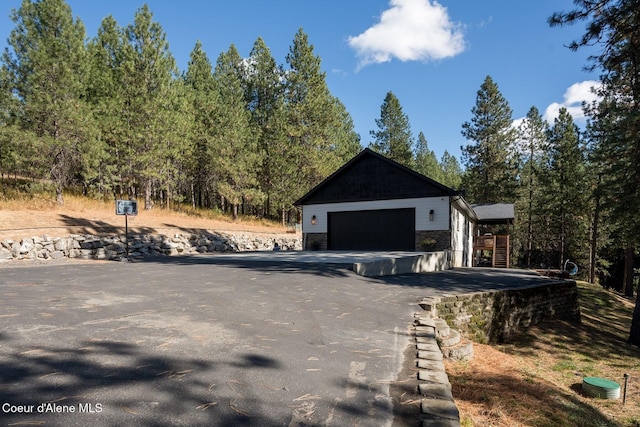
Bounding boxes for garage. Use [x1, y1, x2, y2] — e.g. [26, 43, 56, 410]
[328, 208, 415, 250]
[295, 149, 478, 266]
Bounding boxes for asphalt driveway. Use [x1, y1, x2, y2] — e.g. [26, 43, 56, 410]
[0, 254, 560, 426]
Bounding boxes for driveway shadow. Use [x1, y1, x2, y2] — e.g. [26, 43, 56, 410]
[58, 214, 156, 236]
[132, 253, 355, 278]
[0, 338, 281, 426]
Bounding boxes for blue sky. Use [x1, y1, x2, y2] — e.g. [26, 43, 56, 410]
[0, 0, 599, 161]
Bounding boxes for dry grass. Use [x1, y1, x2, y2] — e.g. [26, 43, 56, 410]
[446, 281, 640, 427]
[0, 192, 289, 241]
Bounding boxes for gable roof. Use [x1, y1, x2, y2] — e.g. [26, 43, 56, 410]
[294, 148, 459, 206]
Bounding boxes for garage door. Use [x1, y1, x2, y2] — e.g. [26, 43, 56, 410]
[328, 208, 415, 250]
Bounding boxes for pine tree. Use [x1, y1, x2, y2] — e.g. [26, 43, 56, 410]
[120, 4, 179, 209]
[3, 0, 98, 204]
[460, 76, 519, 204]
[184, 40, 218, 208]
[439, 150, 462, 190]
[414, 132, 442, 181]
[212, 45, 261, 219]
[86, 15, 127, 196]
[327, 97, 361, 162]
[369, 91, 414, 168]
[245, 37, 289, 217]
[551, 0, 640, 345]
[285, 29, 358, 205]
[0, 66, 23, 186]
[517, 106, 549, 266]
[539, 107, 588, 269]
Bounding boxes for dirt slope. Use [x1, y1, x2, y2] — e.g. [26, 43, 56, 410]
[0, 199, 289, 241]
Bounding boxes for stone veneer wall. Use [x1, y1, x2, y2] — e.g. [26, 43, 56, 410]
[304, 233, 328, 251]
[415, 230, 450, 251]
[421, 280, 580, 343]
[0, 232, 302, 262]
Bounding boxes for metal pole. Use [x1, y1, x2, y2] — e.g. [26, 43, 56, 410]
[125, 214, 129, 260]
[623, 373, 630, 405]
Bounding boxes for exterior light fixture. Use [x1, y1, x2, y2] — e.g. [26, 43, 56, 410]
[429, 209, 434, 221]
[311, 215, 317, 225]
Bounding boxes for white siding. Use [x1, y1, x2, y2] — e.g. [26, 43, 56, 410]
[301, 197, 450, 233]
[450, 205, 475, 267]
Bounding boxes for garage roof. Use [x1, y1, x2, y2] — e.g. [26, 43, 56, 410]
[294, 148, 460, 206]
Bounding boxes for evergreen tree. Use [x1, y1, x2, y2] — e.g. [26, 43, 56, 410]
[245, 37, 289, 217]
[551, 0, 640, 345]
[328, 97, 361, 161]
[0, 66, 22, 185]
[212, 45, 261, 219]
[184, 40, 218, 208]
[414, 132, 442, 181]
[86, 15, 127, 196]
[517, 106, 549, 266]
[584, 120, 614, 286]
[369, 91, 414, 168]
[439, 150, 462, 190]
[120, 4, 179, 209]
[285, 28, 358, 207]
[539, 108, 588, 269]
[460, 76, 519, 204]
[3, 0, 98, 204]
[160, 76, 193, 209]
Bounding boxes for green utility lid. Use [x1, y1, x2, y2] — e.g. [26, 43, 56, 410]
[582, 377, 620, 399]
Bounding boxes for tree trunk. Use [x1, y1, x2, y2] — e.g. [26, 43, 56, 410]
[526, 145, 534, 267]
[144, 180, 152, 210]
[623, 244, 635, 297]
[282, 205, 285, 227]
[629, 285, 640, 347]
[55, 185, 64, 205]
[590, 176, 601, 284]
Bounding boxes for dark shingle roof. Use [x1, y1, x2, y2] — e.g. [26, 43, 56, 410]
[472, 203, 515, 224]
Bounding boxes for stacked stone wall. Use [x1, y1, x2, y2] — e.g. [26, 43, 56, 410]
[415, 230, 450, 251]
[0, 232, 302, 262]
[422, 281, 580, 343]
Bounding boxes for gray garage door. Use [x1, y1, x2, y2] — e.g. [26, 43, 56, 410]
[328, 208, 415, 250]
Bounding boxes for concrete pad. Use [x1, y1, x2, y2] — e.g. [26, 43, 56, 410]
[206, 250, 453, 277]
[353, 251, 451, 277]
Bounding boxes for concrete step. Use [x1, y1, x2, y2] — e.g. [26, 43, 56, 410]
[420, 399, 460, 422]
[416, 316, 437, 328]
[434, 318, 450, 338]
[438, 329, 460, 348]
[441, 339, 474, 361]
[416, 325, 436, 340]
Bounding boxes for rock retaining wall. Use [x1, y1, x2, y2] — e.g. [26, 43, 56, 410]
[0, 232, 302, 262]
[420, 280, 580, 344]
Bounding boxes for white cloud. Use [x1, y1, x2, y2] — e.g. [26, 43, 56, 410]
[543, 80, 601, 123]
[348, 0, 465, 69]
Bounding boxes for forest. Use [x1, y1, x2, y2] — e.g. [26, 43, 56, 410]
[0, 1, 639, 343]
